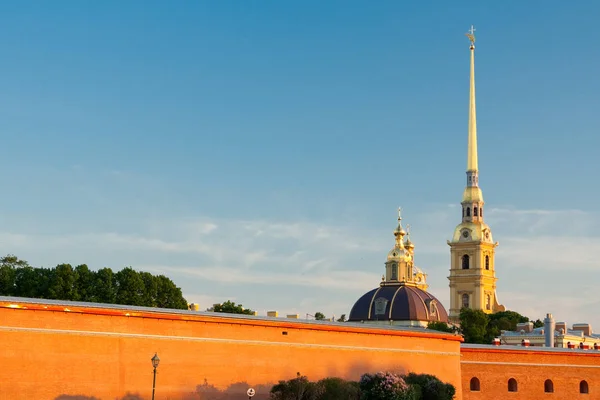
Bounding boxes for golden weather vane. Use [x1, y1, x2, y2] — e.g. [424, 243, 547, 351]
[465, 25, 476, 46]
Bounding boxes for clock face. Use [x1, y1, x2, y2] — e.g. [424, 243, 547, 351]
[485, 231, 490, 239]
[462, 230, 469, 238]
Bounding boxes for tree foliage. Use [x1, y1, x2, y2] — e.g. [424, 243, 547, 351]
[270, 372, 324, 400]
[314, 312, 326, 320]
[270, 372, 454, 400]
[211, 300, 255, 315]
[403, 373, 455, 400]
[459, 307, 544, 344]
[359, 372, 419, 400]
[426, 321, 455, 333]
[0, 254, 187, 309]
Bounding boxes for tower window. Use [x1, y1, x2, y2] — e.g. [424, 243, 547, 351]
[480, 207, 483, 217]
[508, 378, 518, 392]
[469, 377, 480, 391]
[466, 207, 471, 217]
[462, 208, 465, 218]
[544, 379, 554, 393]
[580, 380, 589, 394]
[485, 255, 490, 270]
[462, 254, 470, 269]
[462, 293, 469, 309]
[486, 294, 491, 310]
[391, 264, 398, 280]
[474, 206, 478, 217]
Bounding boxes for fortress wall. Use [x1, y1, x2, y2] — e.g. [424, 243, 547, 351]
[461, 345, 600, 400]
[0, 298, 462, 400]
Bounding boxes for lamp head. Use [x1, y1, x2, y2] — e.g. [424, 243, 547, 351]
[151, 353, 160, 369]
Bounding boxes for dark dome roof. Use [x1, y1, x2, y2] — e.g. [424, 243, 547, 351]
[348, 285, 448, 323]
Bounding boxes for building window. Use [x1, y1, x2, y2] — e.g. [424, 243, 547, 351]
[474, 206, 478, 217]
[462, 293, 469, 309]
[462, 255, 469, 269]
[391, 264, 398, 280]
[469, 377, 480, 391]
[544, 379, 554, 393]
[508, 378, 518, 392]
[580, 380, 589, 394]
[485, 255, 490, 270]
[480, 207, 483, 217]
[486, 294, 491, 311]
[466, 207, 471, 217]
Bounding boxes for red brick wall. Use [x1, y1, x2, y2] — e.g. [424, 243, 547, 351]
[461, 345, 600, 400]
[0, 299, 463, 400]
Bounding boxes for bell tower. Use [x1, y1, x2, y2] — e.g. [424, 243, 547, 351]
[447, 26, 505, 321]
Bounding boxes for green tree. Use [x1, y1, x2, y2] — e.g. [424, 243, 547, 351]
[314, 312, 326, 321]
[74, 264, 96, 302]
[212, 300, 254, 315]
[48, 264, 78, 301]
[14, 266, 51, 298]
[155, 275, 188, 309]
[270, 372, 324, 400]
[317, 377, 359, 400]
[139, 271, 158, 307]
[427, 321, 455, 333]
[532, 318, 544, 328]
[336, 314, 347, 322]
[459, 308, 490, 344]
[403, 373, 455, 400]
[94, 267, 117, 304]
[0, 254, 27, 295]
[115, 267, 145, 306]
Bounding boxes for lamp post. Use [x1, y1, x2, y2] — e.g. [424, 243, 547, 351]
[151, 353, 160, 400]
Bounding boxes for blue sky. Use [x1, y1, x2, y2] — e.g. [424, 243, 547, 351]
[1, 1, 600, 328]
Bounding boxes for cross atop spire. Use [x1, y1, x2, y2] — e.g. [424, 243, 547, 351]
[466, 25, 476, 47]
[397, 207, 402, 221]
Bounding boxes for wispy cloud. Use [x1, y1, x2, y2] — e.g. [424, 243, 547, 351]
[2, 205, 599, 329]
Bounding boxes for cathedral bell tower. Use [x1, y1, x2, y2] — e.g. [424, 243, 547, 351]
[447, 26, 505, 321]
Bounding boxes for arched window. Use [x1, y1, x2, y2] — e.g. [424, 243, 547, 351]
[508, 378, 518, 392]
[474, 206, 478, 217]
[462, 208, 465, 218]
[466, 207, 471, 217]
[391, 264, 398, 280]
[470, 377, 480, 391]
[462, 293, 469, 309]
[544, 379, 554, 393]
[485, 255, 490, 270]
[580, 380, 589, 394]
[462, 254, 470, 269]
[480, 207, 483, 217]
[486, 294, 491, 310]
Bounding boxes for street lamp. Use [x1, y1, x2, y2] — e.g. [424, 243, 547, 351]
[151, 353, 160, 400]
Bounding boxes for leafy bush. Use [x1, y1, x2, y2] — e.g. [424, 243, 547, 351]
[403, 373, 455, 400]
[318, 377, 360, 400]
[270, 373, 323, 400]
[269, 371, 455, 400]
[359, 372, 420, 400]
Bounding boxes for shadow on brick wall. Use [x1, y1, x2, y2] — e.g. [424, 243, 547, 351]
[179, 379, 273, 400]
[53, 360, 396, 400]
[55, 394, 143, 400]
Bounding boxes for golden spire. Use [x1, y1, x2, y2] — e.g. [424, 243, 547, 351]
[394, 207, 406, 247]
[466, 25, 478, 173]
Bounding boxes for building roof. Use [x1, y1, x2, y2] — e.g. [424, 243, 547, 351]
[348, 284, 448, 323]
